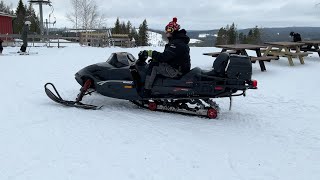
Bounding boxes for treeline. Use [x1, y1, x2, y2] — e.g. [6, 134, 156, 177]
[0, 0, 14, 15]
[1, 0, 40, 34]
[216, 23, 262, 45]
[111, 18, 149, 46]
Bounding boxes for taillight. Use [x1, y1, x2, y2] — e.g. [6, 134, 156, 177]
[252, 80, 258, 88]
[215, 86, 223, 91]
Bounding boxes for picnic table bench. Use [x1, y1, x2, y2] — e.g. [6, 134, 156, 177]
[263, 42, 312, 66]
[300, 40, 320, 57]
[203, 44, 279, 71]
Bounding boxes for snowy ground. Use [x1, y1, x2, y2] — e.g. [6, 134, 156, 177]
[0, 45, 319, 180]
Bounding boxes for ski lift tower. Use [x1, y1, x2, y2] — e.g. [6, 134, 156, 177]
[28, 0, 52, 36]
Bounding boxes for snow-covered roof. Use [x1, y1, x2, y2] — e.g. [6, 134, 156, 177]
[0, 12, 16, 18]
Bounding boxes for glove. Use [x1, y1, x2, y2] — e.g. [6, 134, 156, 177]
[146, 50, 153, 57]
[138, 50, 148, 61]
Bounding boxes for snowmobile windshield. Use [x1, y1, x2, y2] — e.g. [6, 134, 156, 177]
[107, 53, 136, 68]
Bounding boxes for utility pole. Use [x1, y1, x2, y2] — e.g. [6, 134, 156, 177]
[29, 0, 52, 37]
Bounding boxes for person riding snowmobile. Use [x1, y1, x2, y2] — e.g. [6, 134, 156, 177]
[139, 17, 191, 97]
[19, 21, 31, 53]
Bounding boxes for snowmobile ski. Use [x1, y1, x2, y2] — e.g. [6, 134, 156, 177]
[44, 82, 101, 110]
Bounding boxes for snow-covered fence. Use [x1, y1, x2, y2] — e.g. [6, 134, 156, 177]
[0, 34, 79, 48]
[79, 32, 134, 48]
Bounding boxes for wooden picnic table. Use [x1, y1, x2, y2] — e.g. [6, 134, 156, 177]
[300, 40, 320, 57]
[263, 42, 312, 66]
[203, 44, 278, 71]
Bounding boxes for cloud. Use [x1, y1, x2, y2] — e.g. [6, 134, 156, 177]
[5, 0, 320, 30]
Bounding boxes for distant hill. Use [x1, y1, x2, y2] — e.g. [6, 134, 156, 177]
[151, 27, 320, 47]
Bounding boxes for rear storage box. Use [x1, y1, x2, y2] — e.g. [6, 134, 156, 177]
[226, 55, 252, 84]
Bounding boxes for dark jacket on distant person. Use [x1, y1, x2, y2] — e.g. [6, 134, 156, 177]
[21, 24, 29, 44]
[0, 39, 3, 53]
[290, 32, 302, 42]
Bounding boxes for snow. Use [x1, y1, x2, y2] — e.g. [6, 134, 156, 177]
[189, 38, 202, 43]
[199, 33, 211, 38]
[148, 31, 165, 46]
[0, 45, 319, 180]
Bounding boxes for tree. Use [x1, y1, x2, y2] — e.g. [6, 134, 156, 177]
[0, 0, 13, 14]
[26, 4, 40, 34]
[227, 23, 237, 44]
[130, 27, 139, 44]
[66, 0, 81, 29]
[112, 17, 121, 34]
[238, 32, 247, 44]
[13, 0, 26, 34]
[120, 22, 126, 34]
[215, 27, 227, 45]
[66, 0, 105, 30]
[252, 26, 261, 44]
[126, 21, 132, 34]
[138, 19, 149, 46]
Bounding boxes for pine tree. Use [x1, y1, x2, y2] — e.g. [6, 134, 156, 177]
[247, 29, 254, 43]
[227, 23, 237, 44]
[131, 27, 139, 45]
[26, 4, 40, 34]
[138, 19, 148, 46]
[238, 32, 244, 43]
[215, 27, 227, 45]
[0, 0, 13, 14]
[120, 22, 126, 34]
[252, 26, 261, 44]
[126, 21, 132, 34]
[112, 17, 121, 34]
[13, 0, 27, 34]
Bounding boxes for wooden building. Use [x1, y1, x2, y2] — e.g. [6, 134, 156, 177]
[0, 12, 15, 34]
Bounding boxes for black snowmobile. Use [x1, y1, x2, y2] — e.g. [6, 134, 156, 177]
[45, 52, 257, 119]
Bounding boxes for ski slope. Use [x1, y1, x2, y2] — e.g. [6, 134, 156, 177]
[0, 45, 319, 180]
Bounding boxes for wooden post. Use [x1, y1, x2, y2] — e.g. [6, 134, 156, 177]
[58, 35, 60, 48]
[295, 46, 304, 64]
[284, 47, 294, 66]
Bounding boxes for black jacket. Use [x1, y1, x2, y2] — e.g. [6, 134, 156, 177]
[292, 33, 302, 42]
[151, 29, 191, 74]
[21, 25, 29, 43]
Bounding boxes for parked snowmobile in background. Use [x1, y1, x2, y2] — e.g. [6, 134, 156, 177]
[45, 52, 257, 119]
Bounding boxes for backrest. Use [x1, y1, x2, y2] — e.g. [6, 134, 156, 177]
[212, 52, 230, 77]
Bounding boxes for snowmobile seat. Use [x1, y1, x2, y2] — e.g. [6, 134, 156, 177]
[154, 67, 201, 87]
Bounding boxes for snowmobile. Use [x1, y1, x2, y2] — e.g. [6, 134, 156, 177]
[44, 52, 257, 119]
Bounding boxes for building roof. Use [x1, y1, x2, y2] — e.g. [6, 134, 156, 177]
[0, 12, 16, 18]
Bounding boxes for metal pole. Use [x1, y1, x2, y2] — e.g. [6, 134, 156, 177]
[46, 19, 49, 36]
[39, 0, 44, 36]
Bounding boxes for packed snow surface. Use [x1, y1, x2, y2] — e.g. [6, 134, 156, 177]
[0, 44, 319, 180]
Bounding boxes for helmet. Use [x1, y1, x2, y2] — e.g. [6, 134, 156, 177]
[25, 21, 31, 25]
[289, 32, 294, 36]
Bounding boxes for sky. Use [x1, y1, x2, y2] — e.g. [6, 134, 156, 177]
[4, 0, 320, 30]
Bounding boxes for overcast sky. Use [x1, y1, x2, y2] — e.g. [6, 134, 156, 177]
[4, 0, 320, 30]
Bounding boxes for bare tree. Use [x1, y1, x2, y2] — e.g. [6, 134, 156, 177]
[66, 0, 81, 29]
[66, 0, 106, 30]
